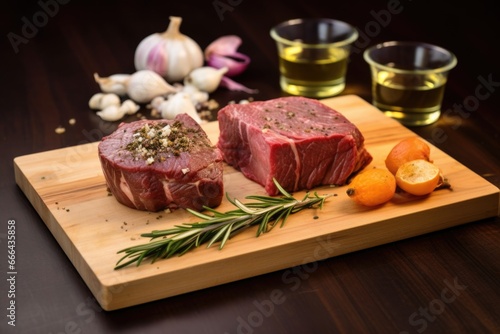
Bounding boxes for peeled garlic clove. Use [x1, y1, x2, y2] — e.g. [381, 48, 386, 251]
[189, 91, 209, 105]
[182, 84, 209, 104]
[101, 93, 121, 109]
[89, 93, 121, 110]
[147, 96, 165, 110]
[119, 99, 140, 115]
[96, 105, 127, 121]
[89, 93, 104, 109]
[158, 100, 176, 120]
[94, 73, 130, 96]
[126, 70, 179, 103]
[184, 66, 228, 93]
[160, 92, 202, 123]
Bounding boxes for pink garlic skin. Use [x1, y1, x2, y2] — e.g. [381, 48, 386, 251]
[146, 43, 168, 75]
[135, 34, 202, 83]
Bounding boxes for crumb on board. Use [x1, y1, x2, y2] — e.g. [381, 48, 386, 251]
[55, 126, 66, 134]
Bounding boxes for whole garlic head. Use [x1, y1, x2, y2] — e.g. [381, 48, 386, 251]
[134, 16, 204, 83]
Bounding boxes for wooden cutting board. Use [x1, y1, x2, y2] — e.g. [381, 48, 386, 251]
[14, 95, 499, 311]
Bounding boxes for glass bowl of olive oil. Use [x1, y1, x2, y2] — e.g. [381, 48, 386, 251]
[270, 18, 358, 98]
[364, 41, 457, 126]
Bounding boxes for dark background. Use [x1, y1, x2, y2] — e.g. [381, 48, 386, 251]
[1, 1, 499, 333]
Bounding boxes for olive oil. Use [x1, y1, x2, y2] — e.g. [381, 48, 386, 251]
[372, 71, 447, 126]
[279, 46, 348, 98]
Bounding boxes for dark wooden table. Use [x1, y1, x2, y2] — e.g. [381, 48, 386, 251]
[2, 1, 499, 333]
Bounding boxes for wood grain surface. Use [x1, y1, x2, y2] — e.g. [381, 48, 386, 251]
[13, 95, 499, 311]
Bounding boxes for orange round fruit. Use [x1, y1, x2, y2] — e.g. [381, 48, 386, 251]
[385, 137, 432, 175]
[346, 168, 396, 206]
[395, 159, 441, 196]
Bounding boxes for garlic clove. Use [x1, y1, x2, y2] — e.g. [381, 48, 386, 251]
[149, 96, 166, 110]
[158, 100, 176, 120]
[119, 99, 140, 115]
[184, 66, 228, 93]
[89, 93, 121, 110]
[101, 93, 121, 109]
[159, 92, 202, 123]
[126, 70, 179, 103]
[147, 96, 166, 118]
[89, 93, 104, 109]
[96, 105, 127, 122]
[181, 84, 209, 104]
[94, 73, 130, 96]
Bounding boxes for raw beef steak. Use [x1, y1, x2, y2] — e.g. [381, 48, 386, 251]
[217, 96, 372, 195]
[98, 114, 223, 212]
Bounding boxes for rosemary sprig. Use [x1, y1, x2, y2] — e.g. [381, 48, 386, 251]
[114, 179, 333, 270]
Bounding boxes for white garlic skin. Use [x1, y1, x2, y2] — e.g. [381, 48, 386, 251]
[159, 92, 202, 123]
[184, 66, 228, 93]
[134, 16, 203, 83]
[126, 70, 178, 103]
[93, 73, 130, 96]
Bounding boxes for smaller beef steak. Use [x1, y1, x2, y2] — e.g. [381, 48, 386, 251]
[98, 114, 223, 212]
[217, 96, 372, 195]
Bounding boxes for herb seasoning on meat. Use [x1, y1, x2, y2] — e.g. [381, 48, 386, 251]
[125, 121, 198, 164]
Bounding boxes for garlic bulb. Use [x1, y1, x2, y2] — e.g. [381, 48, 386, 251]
[159, 92, 202, 123]
[126, 70, 178, 103]
[184, 66, 228, 93]
[134, 16, 204, 83]
[93, 73, 130, 96]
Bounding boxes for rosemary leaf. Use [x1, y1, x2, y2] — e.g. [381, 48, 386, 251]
[114, 178, 333, 270]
